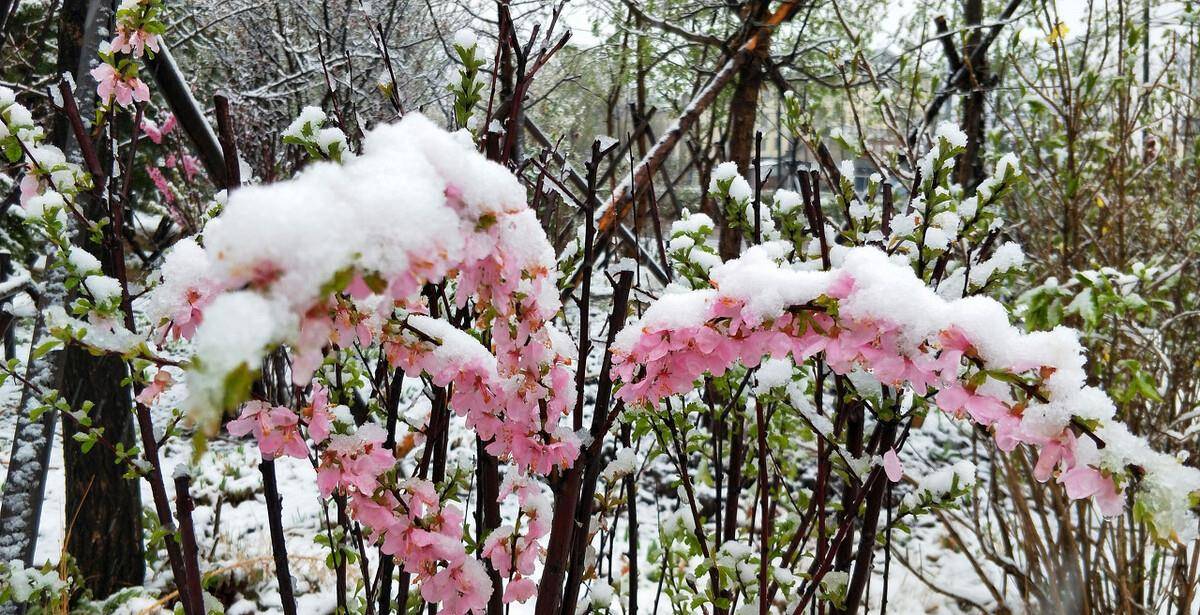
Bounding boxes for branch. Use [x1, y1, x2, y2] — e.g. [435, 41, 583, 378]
[566, 0, 803, 297]
[144, 42, 227, 186]
[621, 0, 727, 48]
[908, 0, 1023, 146]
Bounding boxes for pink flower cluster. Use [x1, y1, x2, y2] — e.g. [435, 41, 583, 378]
[227, 401, 308, 460]
[89, 64, 149, 108]
[612, 274, 1127, 517]
[230, 389, 493, 614]
[186, 181, 578, 475]
[111, 24, 160, 58]
[383, 315, 578, 476]
[88, 0, 162, 108]
[141, 114, 205, 208]
[145, 165, 174, 204]
[349, 475, 489, 614]
[162, 115, 584, 612]
[140, 113, 176, 144]
[479, 474, 552, 602]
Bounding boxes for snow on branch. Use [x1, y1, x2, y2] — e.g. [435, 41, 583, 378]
[612, 243, 1200, 542]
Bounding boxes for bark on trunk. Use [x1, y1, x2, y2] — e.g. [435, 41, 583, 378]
[57, 0, 145, 597]
[720, 1, 772, 259]
[60, 352, 145, 595]
[0, 280, 64, 585]
[955, 0, 988, 190]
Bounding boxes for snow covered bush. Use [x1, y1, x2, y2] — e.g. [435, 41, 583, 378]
[150, 113, 576, 611]
[4, 2, 1200, 614]
[601, 124, 1200, 613]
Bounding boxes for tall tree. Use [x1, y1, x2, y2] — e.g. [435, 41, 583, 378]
[955, 0, 988, 189]
[56, 0, 145, 596]
[720, 0, 773, 260]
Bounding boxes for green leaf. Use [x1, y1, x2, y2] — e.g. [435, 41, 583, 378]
[32, 340, 60, 359]
[3, 139, 21, 163]
[221, 363, 258, 412]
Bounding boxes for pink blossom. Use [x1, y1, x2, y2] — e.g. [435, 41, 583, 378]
[165, 285, 211, 340]
[1059, 466, 1124, 516]
[1033, 431, 1077, 482]
[303, 384, 335, 443]
[421, 558, 491, 615]
[111, 26, 161, 58]
[332, 302, 373, 347]
[992, 414, 1022, 452]
[227, 401, 308, 460]
[503, 578, 536, 603]
[939, 326, 973, 353]
[933, 385, 1009, 426]
[316, 423, 395, 497]
[91, 63, 150, 108]
[481, 527, 515, 576]
[135, 369, 173, 406]
[882, 448, 903, 482]
[292, 313, 333, 384]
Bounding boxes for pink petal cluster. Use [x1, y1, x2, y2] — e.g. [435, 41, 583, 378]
[227, 401, 308, 460]
[612, 267, 1127, 518]
[316, 423, 394, 496]
[480, 474, 552, 602]
[231, 395, 492, 613]
[318, 433, 492, 613]
[302, 384, 335, 443]
[141, 114, 176, 144]
[90, 63, 150, 108]
[383, 316, 578, 476]
[164, 284, 213, 340]
[111, 25, 160, 58]
[145, 164, 174, 204]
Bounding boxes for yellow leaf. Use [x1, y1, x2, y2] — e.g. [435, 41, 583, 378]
[1047, 21, 1069, 44]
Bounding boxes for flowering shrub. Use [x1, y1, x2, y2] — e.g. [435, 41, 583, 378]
[4, 3, 1200, 612]
[90, 0, 164, 110]
[141, 113, 576, 610]
[603, 122, 1200, 612]
[611, 241, 1199, 538]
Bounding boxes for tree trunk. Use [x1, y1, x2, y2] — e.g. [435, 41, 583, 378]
[57, 0, 145, 597]
[60, 352, 145, 598]
[719, 0, 772, 261]
[0, 283, 65, 615]
[955, 0, 988, 190]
